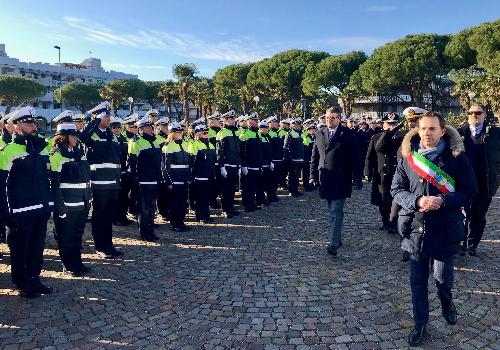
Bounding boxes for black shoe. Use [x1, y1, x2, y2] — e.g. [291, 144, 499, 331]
[63, 268, 84, 277]
[79, 265, 92, 274]
[326, 245, 338, 257]
[387, 226, 398, 234]
[171, 225, 190, 232]
[244, 207, 254, 212]
[141, 235, 158, 242]
[96, 250, 115, 259]
[268, 197, 279, 202]
[468, 247, 477, 257]
[35, 283, 53, 295]
[210, 203, 221, 210]
[401, 251, 411, 262]
[458, 250, 466, 257]
[408, 325, 426, 347]
[230, 211, 240, 216]
[108, 247, 123, 257]
[442, 301, 457, 325]
[222, 212, 233, 218]
[19, 286, 41, 299]
[379, 224, 389, 231]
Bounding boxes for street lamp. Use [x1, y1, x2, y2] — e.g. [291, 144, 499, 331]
[127, 97, 134, 113]
[53, 45, 62, 112]
[253, 95, 260, 110]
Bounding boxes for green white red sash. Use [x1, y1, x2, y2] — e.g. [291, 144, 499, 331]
[406, 151, 456, 194]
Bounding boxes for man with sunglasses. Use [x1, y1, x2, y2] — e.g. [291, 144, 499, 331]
[457, 103, 500, 256]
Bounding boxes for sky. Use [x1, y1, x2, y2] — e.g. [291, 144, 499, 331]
[0, 0, 498, 81]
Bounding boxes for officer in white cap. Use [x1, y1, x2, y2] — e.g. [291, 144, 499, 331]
[302, 123, 317, 191]
[216, 110, 241, 218]
[107, 117, 133, 227]
[152, 117, 170, 221]
[278, 118, 291, 189]
[154, 117, 170, 148]
[162, 122, 192, 232]
[50, 123, 92, 277]
[127, 116, 162, 241]
[145, 109, 160, 124]
[72, 114, 86, 133]
[79, 102, 123, 259]
[0, 111, 16, 148]
[403, 107, 428, 129]
[239, 112, 261, 211]
[256, 120, 274, 206]
[265, 116, 282, 201]
[284, 119, 304, 196]
[0, 106, 54, 297]
[188, 124, 216, 223]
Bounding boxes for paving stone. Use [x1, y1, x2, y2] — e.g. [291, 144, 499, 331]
[0, 186, 498, 349]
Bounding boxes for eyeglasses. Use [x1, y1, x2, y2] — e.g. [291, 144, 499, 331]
[468, 111, 483, 115]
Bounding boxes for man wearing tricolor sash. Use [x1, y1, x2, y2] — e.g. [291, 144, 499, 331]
[391, 112, 477, 347]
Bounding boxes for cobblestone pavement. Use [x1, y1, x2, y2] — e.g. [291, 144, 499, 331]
[1, 184, 499, 350]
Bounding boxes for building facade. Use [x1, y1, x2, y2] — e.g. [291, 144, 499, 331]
[0, 44, 138, 119]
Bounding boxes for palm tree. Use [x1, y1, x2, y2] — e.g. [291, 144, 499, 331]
[191, 77, 216, 118]
[158, 80, 179, 119]
[172, 63, 198, 120]
[99, 80, 128, 116]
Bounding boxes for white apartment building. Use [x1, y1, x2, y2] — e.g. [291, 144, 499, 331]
[0, 43, 138, 119]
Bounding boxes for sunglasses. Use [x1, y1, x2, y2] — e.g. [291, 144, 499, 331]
[468, 111, 483, 115]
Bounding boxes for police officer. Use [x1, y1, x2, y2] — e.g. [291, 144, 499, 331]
[155, 117, 170, 149]
[374, 113, 406, 233]
[163, 122, 192, 232]
[128, 116, 163, 241]
[110, 117, 133, 226]
[0, 112, 15, 246]
[154, 117, 170, 221]
[302, 123, 317, 191]
[122, 114, 139, 218]
[145, 109, 160, 125]
[0, 106, 53, 298]
[50, 124, 92, 277]
[189, 124, 217, 223]
[207, 113, 222, 209]
[239, 113, 262, 211]
[216, 110, 241, 218]
[284, 119, 304, 197]
[278, 118, 291, 189]
[79, 102, 123, 259]
[256, 120, 274, 206]
[266, 116, 282, 202]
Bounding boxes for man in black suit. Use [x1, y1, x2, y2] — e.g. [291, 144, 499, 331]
[310, 107, 363, 257]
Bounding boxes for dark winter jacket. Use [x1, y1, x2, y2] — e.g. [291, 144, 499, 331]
[0, 134, 53, 221]
[391, 126, 477, 259]
[79, 119, 121, 190]
[458, 122, 500, 198]
[50, 145, 92, 214]
[310, 125, 362, 201]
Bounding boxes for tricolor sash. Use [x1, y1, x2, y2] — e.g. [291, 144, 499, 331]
[406, 151, 456, 194]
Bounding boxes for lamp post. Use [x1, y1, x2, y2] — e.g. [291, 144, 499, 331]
[253, 95, 260, 113]
[54, 45, 62, 112]
[127, 97, 134, 113]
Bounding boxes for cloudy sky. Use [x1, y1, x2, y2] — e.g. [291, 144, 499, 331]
[0, 0, 498, 80]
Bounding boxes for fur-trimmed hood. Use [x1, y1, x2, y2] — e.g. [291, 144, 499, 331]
[401, 125, 464, 157]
